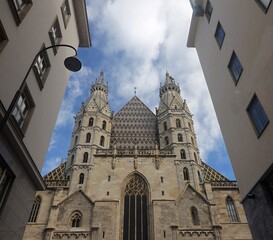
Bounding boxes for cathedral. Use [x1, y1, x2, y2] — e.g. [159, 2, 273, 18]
[23, 72, 252, 240]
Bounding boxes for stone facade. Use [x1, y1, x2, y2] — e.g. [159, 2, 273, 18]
[23, 72, 252, 240]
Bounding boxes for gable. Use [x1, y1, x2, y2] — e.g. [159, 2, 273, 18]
[110, 96, 158, 149]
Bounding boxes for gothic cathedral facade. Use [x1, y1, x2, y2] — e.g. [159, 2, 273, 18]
[23, 72, 252, 240]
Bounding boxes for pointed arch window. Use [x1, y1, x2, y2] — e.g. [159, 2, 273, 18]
[100, 136, 105, 146]
[194, 152, 197, 162]
[123, 174, 149, 240]
[102, 120, 106, 130]
[163, 122, 167, 131]
[191, 206, 200, 225]
[180, 149, 186, 159]
[188, 122, 192, 130]
[198, 171, 202, 183]
[78, 120, 81, 129]
[183, 167, 189, 180]
[176, 119, 181, 128]
[86, 133, 91, 143]
[226, 197, 239, 222]
[178, 133, 183, 142]
[70, 211, 82, 227]
[28, 196, 41, 222]
[79, 173, 84, 184]
[74, 136, 78, 145]
[71, 155, 74, 165]
[83, 152, 88, 163]
[89, 117, 94, 127]
[165, 136, 169, 145]
[191, 137, 195, 146]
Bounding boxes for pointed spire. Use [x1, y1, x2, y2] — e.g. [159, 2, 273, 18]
[165, 71, 174, 84]
[97, 70, 104, 84]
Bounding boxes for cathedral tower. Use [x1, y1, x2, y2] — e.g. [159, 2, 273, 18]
[23, 72, 252, 240]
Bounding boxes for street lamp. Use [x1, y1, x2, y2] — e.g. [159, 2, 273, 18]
[0, 44, 82, 133]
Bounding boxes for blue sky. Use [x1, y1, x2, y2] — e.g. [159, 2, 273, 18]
[42, 0, 235, 180]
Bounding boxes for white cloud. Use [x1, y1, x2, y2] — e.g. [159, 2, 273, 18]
[55, 66, 93, 127]
[85, 0, 225, 161]
[42, 0, 233, 177]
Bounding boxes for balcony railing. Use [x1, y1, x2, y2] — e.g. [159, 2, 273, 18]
[95, 148, 173, 156]
[210, 181, 238, 188]
[44, 179, 68, 187]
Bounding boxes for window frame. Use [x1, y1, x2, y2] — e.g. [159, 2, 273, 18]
[0, 155, 15, 215]
[48, 17, 62, 55]
[205, 0, 213, 22]
[8, 0, 33, 25]
[215, 21, 225, 49]
[247, 94, 269, 137]
[228, 51, 243, 85]
[255, 0, 272, 12]
[28, 195, 41, 222]
[61, 0, 71, 28]
[32, 44, 51, 90]
[11, 85, 35, 134]
[226, 196, 239, 222]
[0, 20, 8, 53]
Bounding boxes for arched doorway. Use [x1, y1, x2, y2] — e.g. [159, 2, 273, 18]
[123, 173, 149, 240]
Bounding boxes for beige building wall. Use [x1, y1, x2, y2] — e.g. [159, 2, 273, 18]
[0, 0, 90, 239]
[187, 0, 273, 238]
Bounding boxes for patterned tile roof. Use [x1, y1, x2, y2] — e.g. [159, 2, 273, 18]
[110, 96, 158, 149]
[202, 161, 229, 181]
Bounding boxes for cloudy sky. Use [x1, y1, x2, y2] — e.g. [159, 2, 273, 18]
[42, 0, 235, 179]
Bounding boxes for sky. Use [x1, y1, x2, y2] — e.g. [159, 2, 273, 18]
[42, 0, 235, 180]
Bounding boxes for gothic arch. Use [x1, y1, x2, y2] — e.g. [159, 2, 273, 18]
[121, 172, 150, 240]
[28, 195, 42, 222]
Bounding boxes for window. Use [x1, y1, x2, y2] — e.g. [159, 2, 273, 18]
[12, 86, 35, 133]
[78, 120, 81, 129]
[70, 211, 82, 227]
[0, 21, 8, 53]
[194, 152, 197, 162]
[89, 117, 94, 127]
[100, 136, 105, 146]
[28, 196, 41, 222]
[180, 149, 186, 159]
[86, 133, 91, 143]
[108, 175, 111, 182]
[33, 44, 51, 90]
[247, 95, 269, 136]
[226, 197, 239, 222]
[83, 152, 88, 163]
[74, 136, 78, 145]
[8, 0, 32, 25]
[176, 119, 181, 128]
[188, 122, 192, 131]
[161, 176, 164, 183]
[256, 0, 272, 12]
[161, 191, 165, 196]
[178, 133, 183, 142]
[0, 156, 15, 213]
[71, 155, 74, 165]
[163, 122, 167, 131]
[79, 173, 84, 184]
[61, 0, 71, 28]
[183, 167, 189, 180]
[49, 17, 62, 55]
[165, 136, 169, 145]
[191, 137, 195, 146]
[102, 120, 106, 130]
[228, 51, 243, 84]
[191, 207, 200, 225]
[198, 171, 202, 183]
[215, 22, 225, 48]
[205, 0, 213, 22]
[123, 174, 149, 240]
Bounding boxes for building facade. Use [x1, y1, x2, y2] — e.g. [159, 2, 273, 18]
[23, 72, 252, 240]
[187, 0, 273, 239]
[0, 0, 90, 239]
